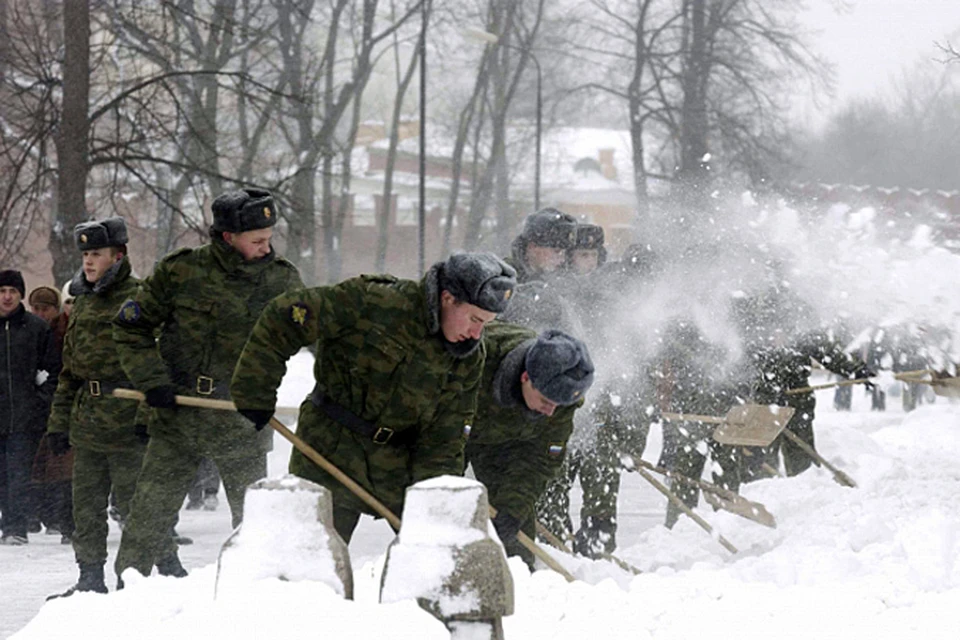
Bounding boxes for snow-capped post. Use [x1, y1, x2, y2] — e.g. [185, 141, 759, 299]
[380, 476, 514, 640]
[214, 475, 353, 600]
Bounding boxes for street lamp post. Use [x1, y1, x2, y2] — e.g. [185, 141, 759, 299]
[418, 3, 429, 277]
[465, 28, 542, 211]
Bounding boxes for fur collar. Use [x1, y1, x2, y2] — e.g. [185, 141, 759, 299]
[423, 261, 481, 359]
[492, 338, 541, 420]
[69, 257, 129, 297]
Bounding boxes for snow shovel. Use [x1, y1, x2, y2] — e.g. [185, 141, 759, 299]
[784, 377, 874, 395]
[895, 370, 960, 399]
[113, 389, 576, 582]
[623, 456, 777, 528]
[662, 404, 795, 447]
[664, 405, 856, 488]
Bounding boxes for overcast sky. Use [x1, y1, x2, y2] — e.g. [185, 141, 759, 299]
[796, 0, 960, 127]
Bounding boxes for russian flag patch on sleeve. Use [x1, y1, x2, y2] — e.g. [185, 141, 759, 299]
[547, 443, 564, 457]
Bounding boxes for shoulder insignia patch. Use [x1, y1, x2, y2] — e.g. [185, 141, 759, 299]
[290, 302, 310, 327]
[118, 300, 141, 324]
[462, 423, 472, 438]
[547, 443, 564, 457]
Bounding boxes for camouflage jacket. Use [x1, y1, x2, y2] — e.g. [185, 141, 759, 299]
[113, 239, 303, 443]
[48, 258, 143, 451]
[465, 322, 580, 520]
[230, 272, 484, 515]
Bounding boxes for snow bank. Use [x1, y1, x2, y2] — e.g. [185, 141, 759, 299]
[16, 398, 960, 639]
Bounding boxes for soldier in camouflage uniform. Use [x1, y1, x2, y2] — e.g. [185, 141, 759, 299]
[230, 252, 516, 542]
[505, 208, 578, 284]
[45, 218, 142, 597]
[466, 322, 594, 569]
[654, 319, 748, 528]
[736, 290, 872, 478]
[112, 189, 303, 582]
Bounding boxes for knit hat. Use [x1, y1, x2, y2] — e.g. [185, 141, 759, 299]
[519, 208, 578, 249]
[74, 217, 129, 251]
[438, 252, 517, 314]
[28, 286, 60, 309]
[211, 188, 279, 233]
[525, 329, 595, 405]
[0, 270, 26, 297]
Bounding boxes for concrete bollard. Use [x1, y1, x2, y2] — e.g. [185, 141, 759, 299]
[214, 475, 353, 599]
[380, 475, 514, 640]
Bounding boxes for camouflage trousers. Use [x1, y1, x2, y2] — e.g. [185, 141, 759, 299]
[71, 445, 145, 565]
[114, 431, 266, 578]
[466, 444, 537, 570]
[537, 418, 648, 550]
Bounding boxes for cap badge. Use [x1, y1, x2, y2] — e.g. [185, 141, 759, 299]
[504, 289, 512, 300]
[80, 234, 88, 243]
[263, 207, 272, 219]
[573, 390, 581, 398]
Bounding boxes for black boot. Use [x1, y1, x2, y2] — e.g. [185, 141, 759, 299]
[573, 516, 617, 559]
[156, 554, 188, 578]
[47, 562, 108, 600]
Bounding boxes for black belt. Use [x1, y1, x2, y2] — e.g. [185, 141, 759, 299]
[86, 380, 133, 398]
[310, 387, 414, 447]
[173, 373, 231, 400]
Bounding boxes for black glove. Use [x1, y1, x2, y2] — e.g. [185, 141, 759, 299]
[491, 510, 522, 543]
[145, 385, 178, 409]
[855, 368, 877, 391]
[238, 409, 273, 432]
[48, 432, 71, 456]
[134, 423, 150, 445]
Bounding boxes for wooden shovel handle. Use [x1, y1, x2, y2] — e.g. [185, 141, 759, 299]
[112, 388, 403, 527]
[661, 412, 726, 424]
[779, 428, 857, 488]
[635, 467, 738, 554]
[110, 388, 299, 417]
[490, 507, 575, 582]
[785, 378, 872, 395]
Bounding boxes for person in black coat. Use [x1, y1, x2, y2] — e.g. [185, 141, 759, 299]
[0, 269, 61, 545]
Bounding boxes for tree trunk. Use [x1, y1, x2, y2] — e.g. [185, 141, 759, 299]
[50, 1, 90, 285]
[676, 0, 711, 209]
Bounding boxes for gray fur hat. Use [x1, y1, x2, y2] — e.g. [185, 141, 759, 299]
[520, 208, 578, 249]
[211, 188, 278, 233]
[438, 252, 517, 314]
[74, 217, 129, 251]
[526, 329, 595, 405]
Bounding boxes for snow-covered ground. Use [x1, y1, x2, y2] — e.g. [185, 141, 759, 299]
[5, 352, 960, 639]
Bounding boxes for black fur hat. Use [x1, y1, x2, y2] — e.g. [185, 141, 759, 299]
[211, 188, 279, 233]
[525, 329, 595, 405]
[519, 208, 578, 249]
[74, 218, 129, 251]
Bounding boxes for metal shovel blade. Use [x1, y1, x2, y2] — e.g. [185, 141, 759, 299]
[712, 404, 796, 447]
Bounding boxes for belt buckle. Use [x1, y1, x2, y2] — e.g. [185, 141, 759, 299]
[372, 427, 394, 445]
[89, 380, 101, 397]
[196, 376, 215, 396]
